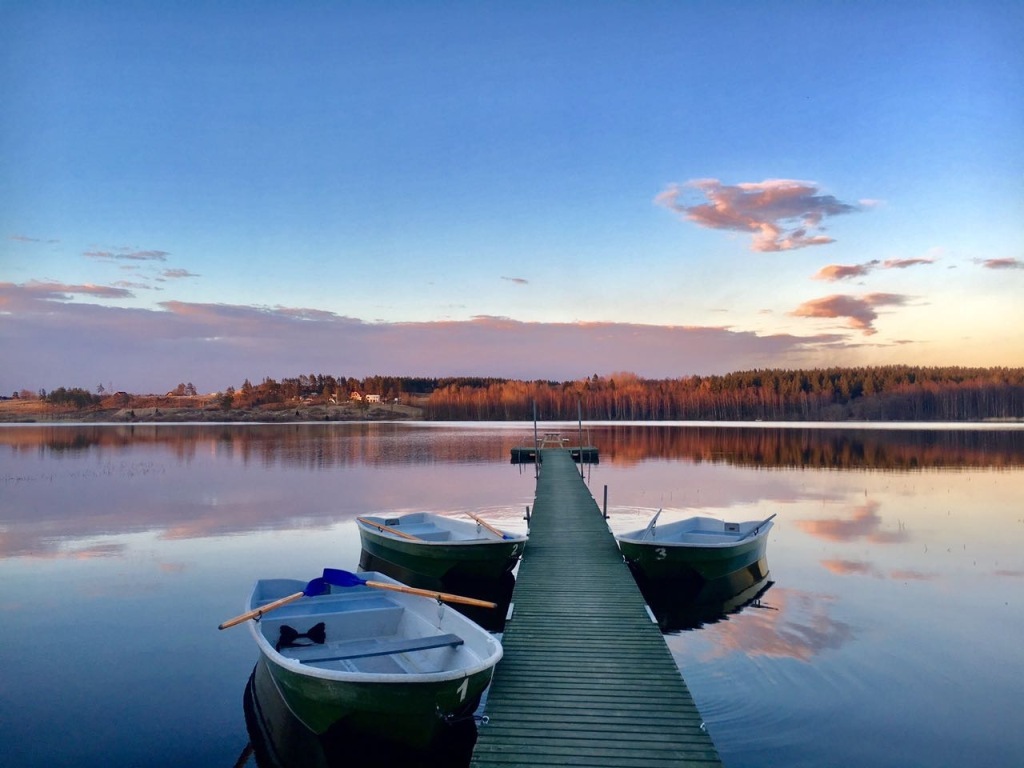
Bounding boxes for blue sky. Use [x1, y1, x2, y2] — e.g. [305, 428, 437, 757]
[2, 1, 1022, 394]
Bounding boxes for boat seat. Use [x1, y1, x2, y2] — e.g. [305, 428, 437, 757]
[287, 633, 464, 663]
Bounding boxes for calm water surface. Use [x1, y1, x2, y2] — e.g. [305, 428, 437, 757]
[1, 422, 1022, 767]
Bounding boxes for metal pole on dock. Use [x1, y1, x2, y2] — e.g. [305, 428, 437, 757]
[577, 399, 584, 478]
[532, 401, 539, 478]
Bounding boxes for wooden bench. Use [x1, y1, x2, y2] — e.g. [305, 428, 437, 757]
[289, 633, 464, 663]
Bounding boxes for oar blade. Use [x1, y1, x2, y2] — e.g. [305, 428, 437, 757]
[322, 568, 368, 588]
[303, 577, 330, 596]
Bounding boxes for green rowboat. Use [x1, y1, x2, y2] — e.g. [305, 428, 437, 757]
[356, 512, 526, 580]
[616, 513, 775, 583]
[245, 572, 502, 749]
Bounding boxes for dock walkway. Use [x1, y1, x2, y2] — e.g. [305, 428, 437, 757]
[470, 449, 722, 767]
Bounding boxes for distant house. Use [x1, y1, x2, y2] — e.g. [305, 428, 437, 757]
[350, 392, 362, 401]
[365, 394, 381, 403]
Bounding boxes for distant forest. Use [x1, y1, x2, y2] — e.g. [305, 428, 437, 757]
[28, 365, 1024, 422]
[418, 366, 1024, 421]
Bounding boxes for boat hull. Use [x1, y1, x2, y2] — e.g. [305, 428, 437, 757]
[261, 652, 493, 748]
[358, 533, 522, 580]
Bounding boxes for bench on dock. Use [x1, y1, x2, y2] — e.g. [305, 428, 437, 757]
[286, 633, 464, 663]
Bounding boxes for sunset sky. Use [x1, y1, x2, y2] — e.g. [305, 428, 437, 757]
[2, 1, 1022, 394]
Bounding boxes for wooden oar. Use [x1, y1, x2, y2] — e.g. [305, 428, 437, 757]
[464, 511, 511, 539]
[357, 516, 421, 541]
[323, 568, 497, 609]
[219, 592, 305, 630]
[737, 513, 777, 541]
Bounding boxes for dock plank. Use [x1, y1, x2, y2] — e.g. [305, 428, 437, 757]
[470, 449, 721, 767]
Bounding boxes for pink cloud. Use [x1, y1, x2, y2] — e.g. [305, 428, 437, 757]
[814, 262, 880, 281]
[655, 178, 859, 252]
[979, 258, 1023, 270]
[813, 257, 934, 282]
[790, 293, 908, 335]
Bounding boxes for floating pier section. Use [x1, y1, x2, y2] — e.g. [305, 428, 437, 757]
[470, 448, 721, 767]
[511, 432, 599, 464]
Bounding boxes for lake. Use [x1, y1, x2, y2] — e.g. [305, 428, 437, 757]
[1, 422, 1022, 767]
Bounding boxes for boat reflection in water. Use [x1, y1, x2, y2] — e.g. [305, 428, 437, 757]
[242, 657, 478, 768]
[633, 558, 774, 633]
[358, 550, 516, 634]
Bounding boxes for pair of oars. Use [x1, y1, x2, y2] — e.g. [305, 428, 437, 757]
[218, 568, 497, 630]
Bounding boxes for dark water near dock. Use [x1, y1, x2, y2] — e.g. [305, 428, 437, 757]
[1, 422, 1022, 767]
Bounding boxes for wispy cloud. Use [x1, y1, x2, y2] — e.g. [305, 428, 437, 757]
[9, 234, 60, 244]
[84, 249, 170, 261]
[159, 269, 199, 279]
[0, 280, 134, 305]
[978, 257, 1023, 270]
[790, 293, 908, 335]
[814, 257, 935, 282]
[501, 276, 529, 285]
[883, 258, 934, 270]
[655, 178, 859, 252]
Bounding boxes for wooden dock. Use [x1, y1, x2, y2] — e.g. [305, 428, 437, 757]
[470, 449, 722, 767]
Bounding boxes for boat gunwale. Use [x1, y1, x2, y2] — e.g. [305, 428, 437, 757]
[246, 576, 502, 685]
[616, 517, 774, 549]
[356, 512, 527, 546]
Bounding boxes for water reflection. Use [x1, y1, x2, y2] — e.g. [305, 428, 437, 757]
[795, 499, 911, 544]
[358, 550, 515, 633]
[3, 424, 1024, 767]
[635, 560, 775, 633]
[4, 422, 1023, 469]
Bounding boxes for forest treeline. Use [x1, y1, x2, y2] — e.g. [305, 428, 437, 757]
[420, 366, 1024, 421]
[21, 366, 1024, 422]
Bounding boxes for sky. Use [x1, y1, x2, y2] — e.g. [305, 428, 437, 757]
[2, 1, 1022, 395]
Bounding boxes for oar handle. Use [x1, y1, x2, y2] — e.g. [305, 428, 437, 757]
[465, 512, 507, 539]
[357, 517, 421, 541]
[218, 590, 305, 630]
[363, 580, 497, 609]
[738, 513, 777, 541]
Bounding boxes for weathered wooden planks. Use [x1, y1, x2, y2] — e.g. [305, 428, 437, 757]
[470, 449, 722, 767]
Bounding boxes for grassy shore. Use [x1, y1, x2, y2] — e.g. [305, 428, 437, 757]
[0, 397, 424, 423]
